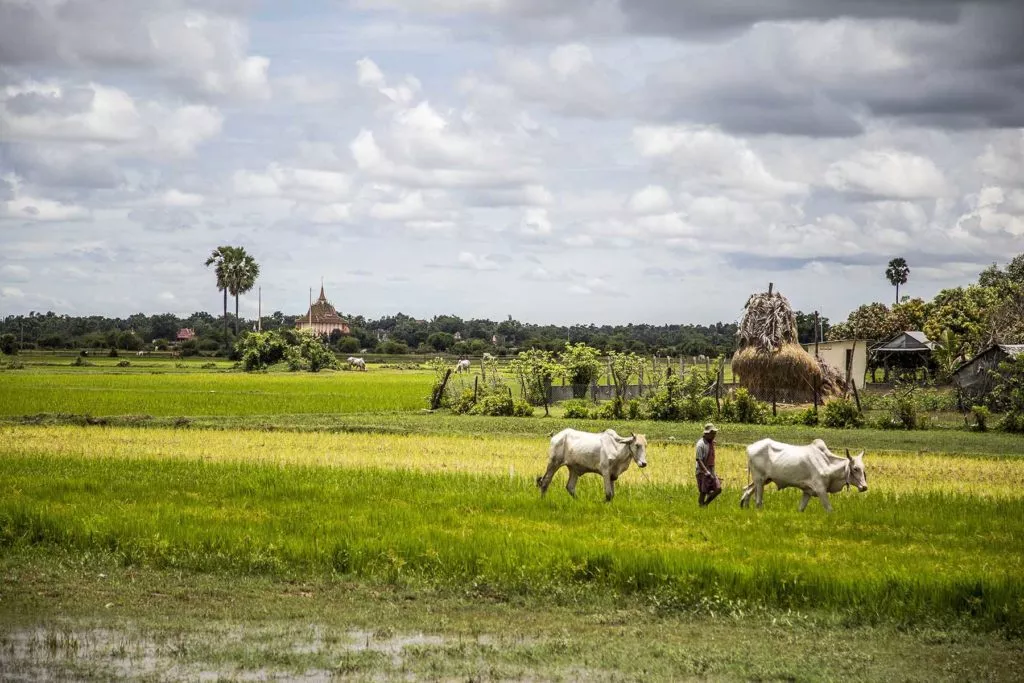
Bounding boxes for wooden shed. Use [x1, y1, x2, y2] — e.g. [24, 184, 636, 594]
[953, 344, 1024, 398]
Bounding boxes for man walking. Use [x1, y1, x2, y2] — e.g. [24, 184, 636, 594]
[695, 423, 722, 507]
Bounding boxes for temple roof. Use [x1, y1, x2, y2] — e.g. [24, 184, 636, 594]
[300, 286, 348, 325]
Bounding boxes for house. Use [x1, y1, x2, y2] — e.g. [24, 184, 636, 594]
[175, 328, 196, 342]
[295, 285, 351, 336]
[954, 344, 1024, 398]
[803, 339, 868, 389]
[871, 331, 935, 376]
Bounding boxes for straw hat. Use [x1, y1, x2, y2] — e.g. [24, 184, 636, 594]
[703, 423, 718, 435]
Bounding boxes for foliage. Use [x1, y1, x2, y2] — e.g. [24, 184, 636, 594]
[923, 285, 999, 356]
[769, 407, 819, 427]
[469, 393, 533, 417]
[377, 340, 409, 355]
[560, 342, 602, 397]
[885, 257, 910, 303]
[508, 349, 564, 416]
[108, 347, 119, 357]
[829, 303, 892, 343]
[721, 388, 768, 425]
[117, 360, 131, 368]
[1, 334, 18, 355]
[560, 399, 593, 419]
[969, 405, 990, 432]
[822, 398, 864, 429]
[932, 329, 968, 382]
[237, 330, 291, 371]
[988, 356, 1024, 432]
[887, 381, 920, 430]
[607, 351, 644, 418]
[287, 333, 338, 372]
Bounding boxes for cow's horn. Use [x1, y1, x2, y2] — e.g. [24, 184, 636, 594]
[845, 448, 851, 459]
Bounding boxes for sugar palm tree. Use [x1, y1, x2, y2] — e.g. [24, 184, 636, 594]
[886, 257, 910, 304]
[225, 247, 260, 335]
[204, 246, 232, 341]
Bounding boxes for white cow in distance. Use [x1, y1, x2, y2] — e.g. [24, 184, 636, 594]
[455, 359, 471, 373]
[741, 438, 868, 512]
[347, 356, 366, 371]
[537, 428, 648, 502]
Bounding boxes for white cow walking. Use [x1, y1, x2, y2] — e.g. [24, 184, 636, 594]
[740, 438, 868, 512]
[347, 356, 366, 371]
[537, 428, 648, 502]
[455, 359, 471, 373]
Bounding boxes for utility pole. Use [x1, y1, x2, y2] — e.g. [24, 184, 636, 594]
[257, 287, 262, 332]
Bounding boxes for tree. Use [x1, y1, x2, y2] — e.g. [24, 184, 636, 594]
[204, 246, 232, 342]
[224, 246, 260, 335]
[560, 342, 601, 398]
[607, 351, 645, 418]
[886, 257, 910, 304]
[508, 349, 564, 417]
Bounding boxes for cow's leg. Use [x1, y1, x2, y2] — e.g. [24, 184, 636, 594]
[536, 460, 561, 496]
[603, 473, 615, 502]
[816, 489, 834, 513]
[754, 478, 765, 509]
[565, 468, 580, 498]
[798, 491, 812, 512]
[739, 483, 755, 508]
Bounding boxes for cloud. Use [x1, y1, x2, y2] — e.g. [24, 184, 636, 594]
[232, 164, 352, 203]
[824, 150, 950, 199]
[2, 81, 223, 158]
[1, 264, 30, 281]
[0, 1, 271, 100]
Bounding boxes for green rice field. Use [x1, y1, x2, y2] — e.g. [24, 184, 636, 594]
[2, 363, 1024, 680]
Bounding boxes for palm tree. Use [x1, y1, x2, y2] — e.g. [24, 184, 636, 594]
[205, 246, 232, 341]
[225, 247, 260, 335]
[886, 257, 910, 304]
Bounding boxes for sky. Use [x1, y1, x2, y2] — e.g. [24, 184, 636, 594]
[1, 0, 1023, 326]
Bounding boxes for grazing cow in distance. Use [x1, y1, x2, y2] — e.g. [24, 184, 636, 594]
[537, 428, 648, 502]
[347, 356, 366, 371]
[741, 438, 868, 512]
[482, 352, 495, 362]
[455, 359, 471, 373]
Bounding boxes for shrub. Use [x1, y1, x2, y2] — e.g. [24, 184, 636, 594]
[450, 388, 477, 415]
[108, 347, 119, 358]
[561, 343, 601, 398]
[969, 405, 990, 432]
[561, 399, 593, 419]
[198, 339, 220, 352]
[377, 340, 409, 355]
[469, 393, 534, 417]
[201, 362, 217, 370]
[723, 388, 768, 424]
[646, 375, 681, 421]
[590, 401, 618, 420]
[70, 357, 93, 367]
[889, 383, 920, 430]
[822, 398, 863, 429]
[337, 336, 361, 353]
[179, 340, 200, 357]
[626, 398, 646, 420]
[0, 334, 17, 356]
[117, 360, 131, 367]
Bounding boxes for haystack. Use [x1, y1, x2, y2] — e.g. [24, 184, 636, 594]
[732, 285, 836, 404]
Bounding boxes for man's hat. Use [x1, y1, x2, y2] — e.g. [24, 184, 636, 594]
[703, 422, 718, 435]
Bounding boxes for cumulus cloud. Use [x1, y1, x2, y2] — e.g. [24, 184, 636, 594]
[824, 150, 950, 199]
[0, 0, 271, 100]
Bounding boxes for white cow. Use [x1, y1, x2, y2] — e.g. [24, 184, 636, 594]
[347, 357, 366, 371]
[537, 428, 648, 502]
[455, 359, 471, 373]
[740, 438, 868, 512]
[482, 353, 495, 362]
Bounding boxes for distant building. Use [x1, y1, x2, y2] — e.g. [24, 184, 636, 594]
[954, 344, 1024, 398]
[175, 328, 196, 342]
[296, 286, 350, 336]
[803, 339, 868, 389]
[871, 331, 935, 374]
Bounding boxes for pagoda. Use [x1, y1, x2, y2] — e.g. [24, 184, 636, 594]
[296, 284, 350, 336]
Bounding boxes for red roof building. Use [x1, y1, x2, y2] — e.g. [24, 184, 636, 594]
[175, 328, 196, 342]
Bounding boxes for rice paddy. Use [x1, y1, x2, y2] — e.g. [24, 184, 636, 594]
[2, 364, 1024, 679]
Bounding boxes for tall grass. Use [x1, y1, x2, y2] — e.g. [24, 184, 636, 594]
[0, 372, 431, 416]
[1, 427, 1022, 632]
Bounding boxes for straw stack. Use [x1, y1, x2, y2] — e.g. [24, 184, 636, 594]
[732, 287, 833, 402]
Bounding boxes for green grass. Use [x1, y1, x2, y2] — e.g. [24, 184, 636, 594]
[5, 547, 1021, 682]
[2, 440, 1021, 633]
[8, 409, 1024, 458]
[0, 371, 432, 416]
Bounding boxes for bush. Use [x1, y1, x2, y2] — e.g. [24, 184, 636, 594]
[108, 347, 119, 358]
[590, 401, 618, 420]
[888, 383, 920, 430]
[179, 340, 200, 357]
[469, 393, 534, 417]
[969, 405, 990, 432]
[337, 336, 361, 353]
[723, 388, 768, 424]
[198, 339, 220, 352]
[0, 334, 17, 355]
[377, 340, 409, 355]
[999, 412, 1024, 433]
[770, 407, 818, 426]
[117, 360, 131, 367]
[201, 362, 217, 370]
[561, 399, 593, 419]
[626, 398, 646, 420]
[451, 388, 477, 415]
[822, 398, 864, 429]
[70, 357, 93, 367]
